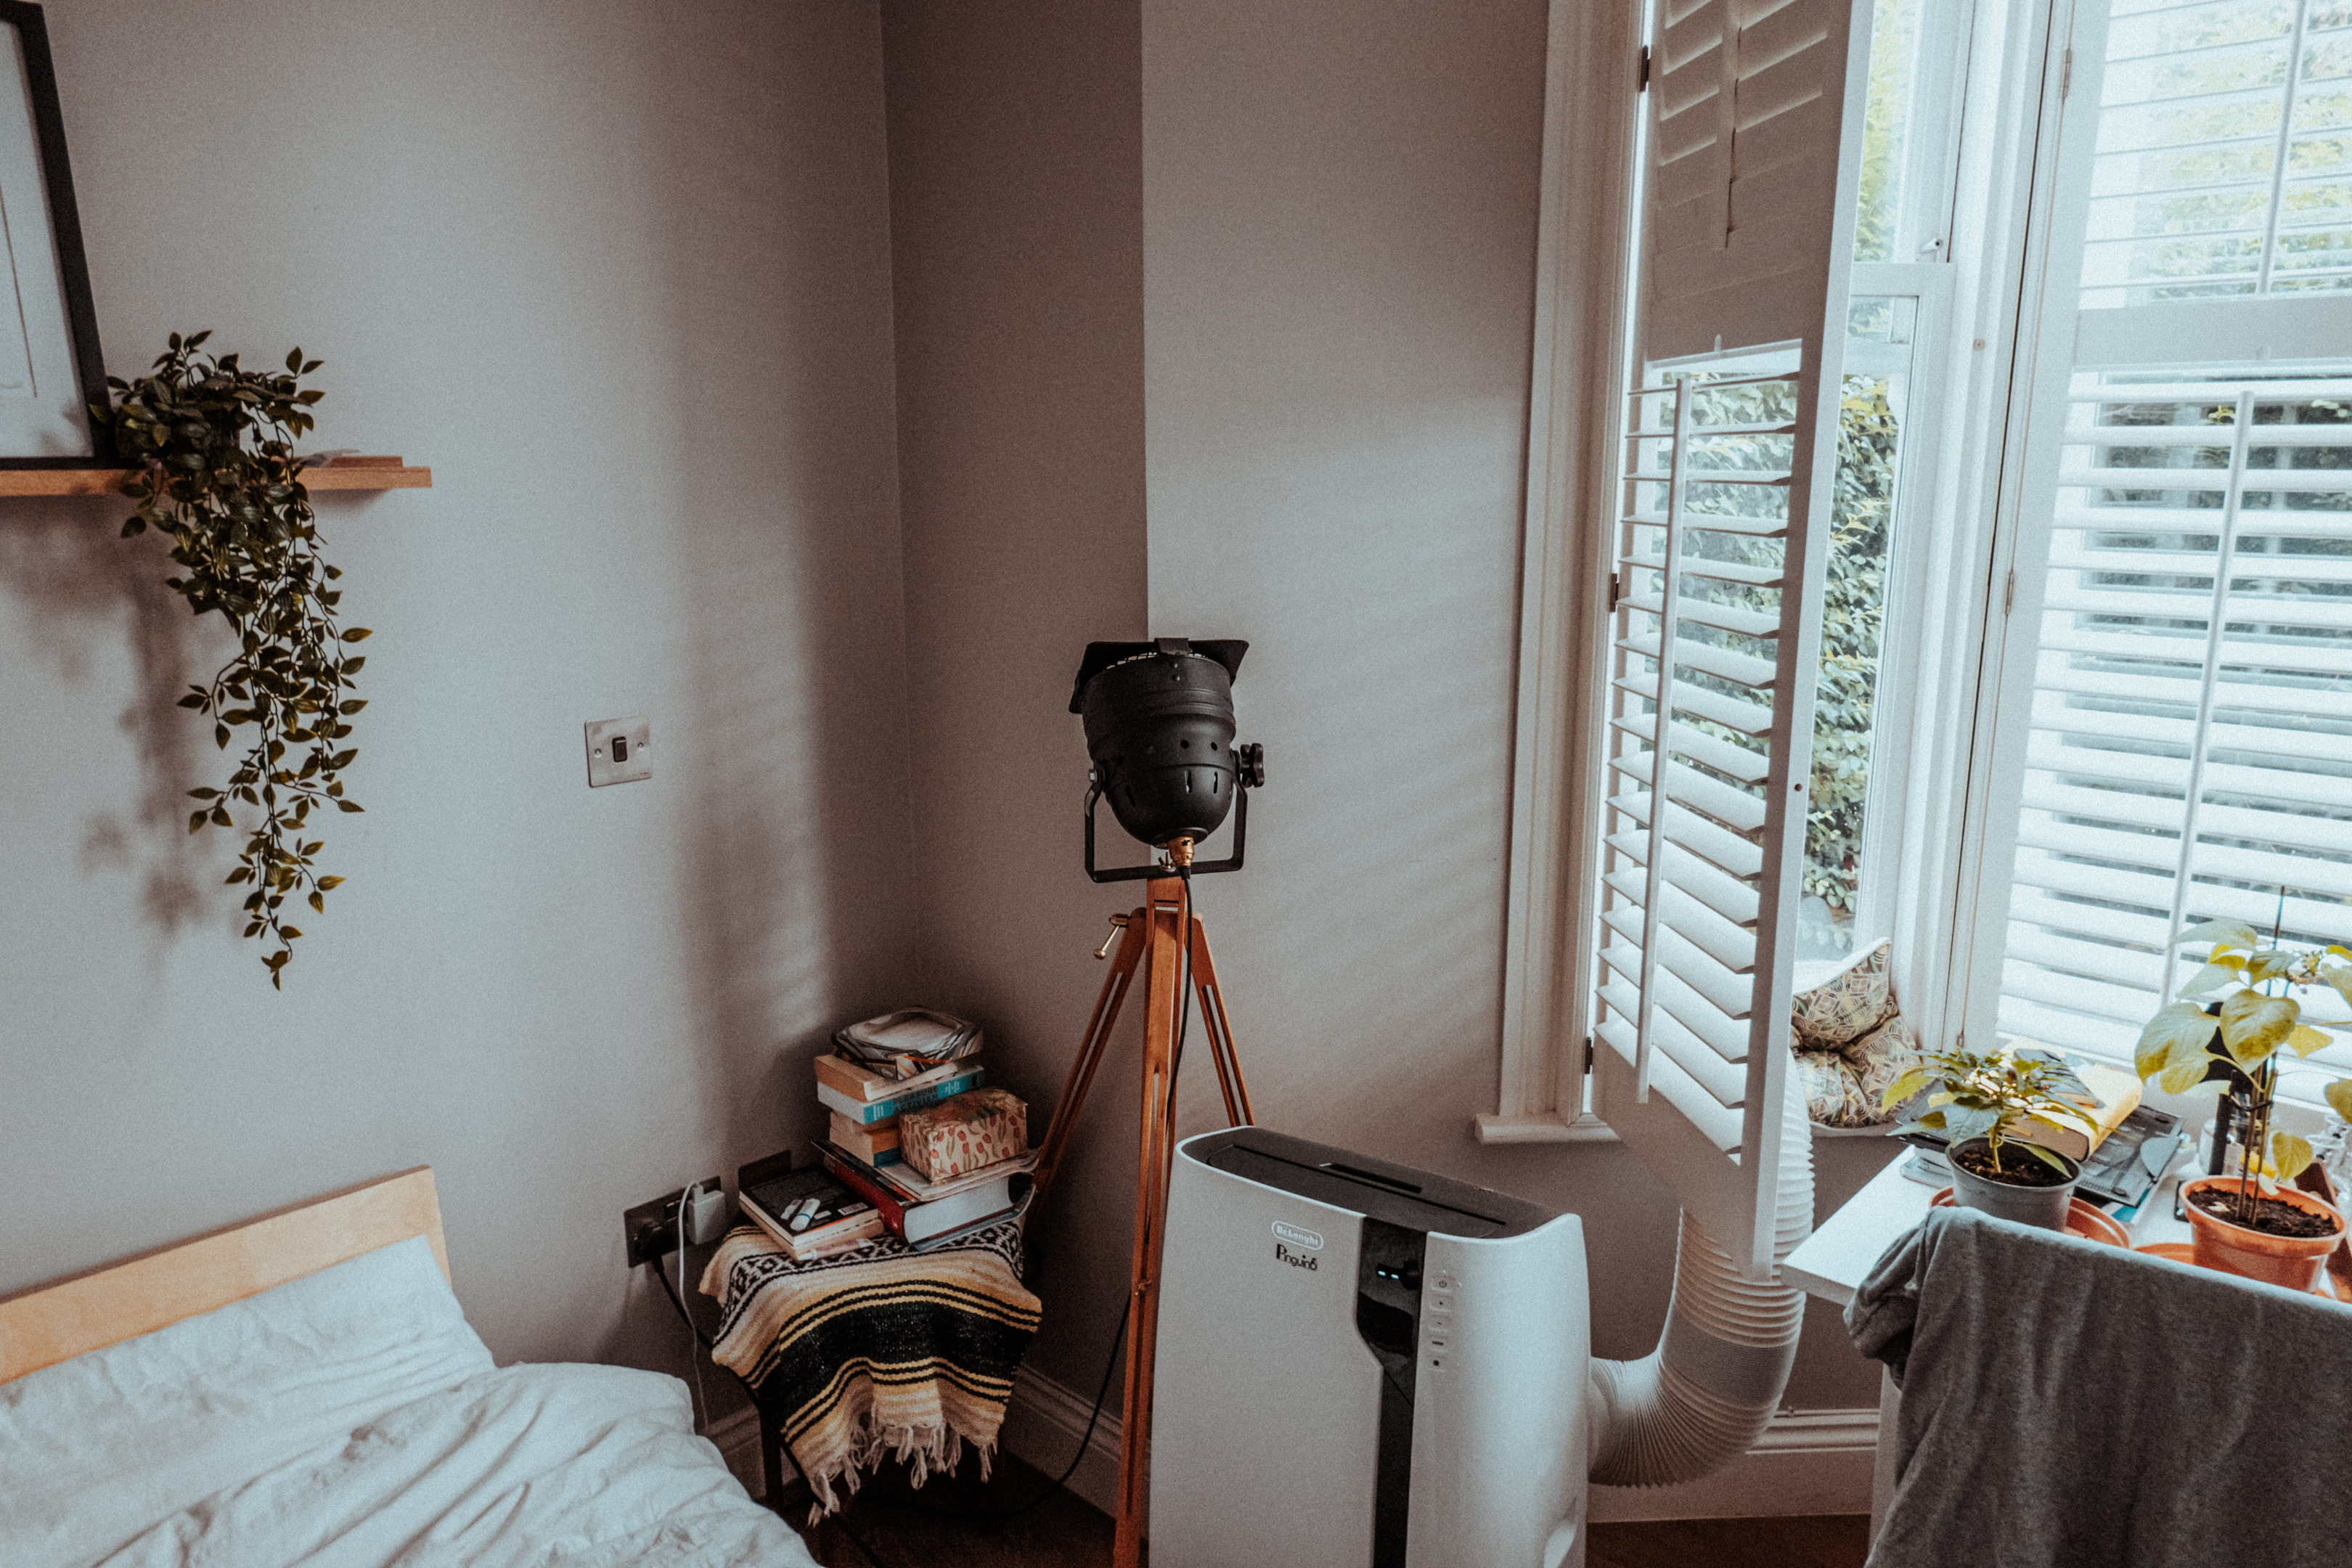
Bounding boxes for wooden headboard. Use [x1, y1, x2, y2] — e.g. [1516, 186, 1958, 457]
[0, 1167, 449, 1384]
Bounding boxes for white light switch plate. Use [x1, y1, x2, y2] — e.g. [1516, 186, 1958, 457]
[585, 716, 652, 787]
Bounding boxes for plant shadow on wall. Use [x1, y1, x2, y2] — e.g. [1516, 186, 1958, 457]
[0, 497, 217, 939]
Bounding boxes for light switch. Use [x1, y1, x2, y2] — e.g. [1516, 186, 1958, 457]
[585, 716, 652, 787]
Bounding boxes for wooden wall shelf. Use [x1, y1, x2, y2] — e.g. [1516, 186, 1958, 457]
[0, 456, 430, 497]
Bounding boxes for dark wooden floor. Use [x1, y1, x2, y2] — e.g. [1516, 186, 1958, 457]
[791, 1452, 1114, 1568]
[786, 1453, 1867, 1567]
[1588, 1514, 1870, 1568]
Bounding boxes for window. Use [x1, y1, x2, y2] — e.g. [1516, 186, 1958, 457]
[1495, 0, 2352, 1177]
[1966, 0, 2352, 1110]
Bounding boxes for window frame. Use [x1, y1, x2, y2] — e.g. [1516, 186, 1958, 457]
[1483, 0, 1643, 1144]
[1952, 0, 2352, 1122]
[1489, 0, 2070, 1141]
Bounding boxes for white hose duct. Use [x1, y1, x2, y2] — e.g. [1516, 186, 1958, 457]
[1586, 1081, 1815, 1486]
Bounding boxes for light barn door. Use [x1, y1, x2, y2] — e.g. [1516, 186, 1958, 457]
[1592, 0, 1874, 1275]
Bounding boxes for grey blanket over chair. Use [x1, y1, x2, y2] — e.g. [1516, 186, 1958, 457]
[1847, 1205, 2352, 1568]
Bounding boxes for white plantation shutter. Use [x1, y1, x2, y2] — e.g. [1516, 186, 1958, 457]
[1985, 0, 2352, 1111]
[2070, 0, 2352, 367]
[1998, 372, 2352, 1106]
[1593, 0, 1874, 1274]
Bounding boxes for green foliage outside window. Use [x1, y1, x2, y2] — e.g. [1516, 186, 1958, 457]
[1811, 380, 1901, 918]
[1649, 374, 1902, 924]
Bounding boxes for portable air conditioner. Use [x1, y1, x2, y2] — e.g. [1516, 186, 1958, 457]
[1151, 1126, 1590, 1568]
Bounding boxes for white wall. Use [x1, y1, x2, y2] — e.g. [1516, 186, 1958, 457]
[0, 0, 915, 1379]
[1136, 0, 1892, 1407]
[881, 0, 1155, 1399]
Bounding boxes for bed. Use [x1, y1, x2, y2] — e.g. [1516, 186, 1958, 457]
[0, 1167, 820, 1568]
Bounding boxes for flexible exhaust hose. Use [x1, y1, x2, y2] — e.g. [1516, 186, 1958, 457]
[1586, 1080, 1814, 1486]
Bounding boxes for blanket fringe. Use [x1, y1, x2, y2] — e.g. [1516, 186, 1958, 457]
[801, 1414, 999, 1524]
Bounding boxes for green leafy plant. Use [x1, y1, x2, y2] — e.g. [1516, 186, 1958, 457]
[97, 331, 368, 987]
[1880, 1042, 2101, 1179]
[2135, 920, 2352, 1221]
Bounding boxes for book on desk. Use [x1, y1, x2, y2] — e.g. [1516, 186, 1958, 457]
[801, 1041, 1034, 1249]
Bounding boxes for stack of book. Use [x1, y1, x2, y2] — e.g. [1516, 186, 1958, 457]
[812, 1050, 1034, 1247]
[738, 1163, 885, 1261]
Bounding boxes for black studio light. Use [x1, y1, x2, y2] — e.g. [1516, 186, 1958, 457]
[1070, 637, 1265, 882]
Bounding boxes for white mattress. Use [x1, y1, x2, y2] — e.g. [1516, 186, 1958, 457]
[0, 1236, 817, 1568]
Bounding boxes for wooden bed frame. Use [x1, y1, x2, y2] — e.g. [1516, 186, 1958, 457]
[0, 1167, 449, 1385]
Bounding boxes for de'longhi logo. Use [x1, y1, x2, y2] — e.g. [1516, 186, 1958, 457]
[1272, 1220, 1323, 1270]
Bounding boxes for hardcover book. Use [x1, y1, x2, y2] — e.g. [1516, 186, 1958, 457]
[739, 1165, 882, 1259]
[813, 1051, 968, 1104]
[820, 1143, 1029, 1246]
[814, 1066, 985, 1126]
[829, 1111, 902, 1167]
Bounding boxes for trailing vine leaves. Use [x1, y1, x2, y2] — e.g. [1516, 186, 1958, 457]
[97, 332, 368, 987]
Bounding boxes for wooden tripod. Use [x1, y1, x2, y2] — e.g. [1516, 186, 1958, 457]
[1031, 854, 1253, 1568]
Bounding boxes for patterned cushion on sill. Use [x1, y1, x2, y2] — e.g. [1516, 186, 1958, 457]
[1792, 939, 1899, 1050]
[1792, 939, 1916, 1129]
[1798, 1013, 1922, 1129]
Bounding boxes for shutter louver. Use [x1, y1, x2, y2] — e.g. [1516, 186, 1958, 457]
[1984, 0, 2352, 1110]
[1998, 371, 2352, 1106]
[1592, 0, 1873, 1275]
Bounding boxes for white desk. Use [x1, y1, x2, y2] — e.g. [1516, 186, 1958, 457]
[1788, 1152, 2197, 1304]
[1784, 1156, 1935, 1306]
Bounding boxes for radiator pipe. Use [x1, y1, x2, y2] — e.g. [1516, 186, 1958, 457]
[1585, 1079, 1813, 1486]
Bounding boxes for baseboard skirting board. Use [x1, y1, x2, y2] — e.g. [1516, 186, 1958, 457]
[997, 1365, 1881, 1524]
[1000, 1362, 1127, 1515]
[1588, 1405, 1882, 1522]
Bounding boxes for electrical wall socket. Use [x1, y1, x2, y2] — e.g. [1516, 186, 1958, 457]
[585, 716, 652, 787]
[623, 1175, 722, 1268]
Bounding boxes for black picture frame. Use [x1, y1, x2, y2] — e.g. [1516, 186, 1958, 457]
[0, 1, 107, 467]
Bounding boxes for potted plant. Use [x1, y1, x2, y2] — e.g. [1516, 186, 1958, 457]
[97, 332, 368, 987]
[2136, 920, 2352, 1291]
[1880, 1044, 2102, 1230]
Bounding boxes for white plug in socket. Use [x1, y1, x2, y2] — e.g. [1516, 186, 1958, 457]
[585, 716, 652, 787]
[687, 1185, 729, 1245]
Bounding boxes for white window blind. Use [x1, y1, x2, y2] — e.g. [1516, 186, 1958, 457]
[2081, 0, 2352, 309]
[1592, 0, 1871, 1274]
[1998, 371, 2352, 1104]
[1983, 0, 2352, 1109]
[1601, 359, 1799, 1153]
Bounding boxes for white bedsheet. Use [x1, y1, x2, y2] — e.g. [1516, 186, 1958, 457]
[0, 1237, 816, 1568]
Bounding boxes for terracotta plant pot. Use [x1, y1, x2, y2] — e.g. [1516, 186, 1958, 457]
[2180, 1174, 2346, 1293]
[1948, 1138, 2079, 1230]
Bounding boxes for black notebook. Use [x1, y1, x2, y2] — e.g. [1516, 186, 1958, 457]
[740, 1164, 873, 1246]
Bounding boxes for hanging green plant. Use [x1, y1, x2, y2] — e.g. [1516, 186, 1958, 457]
[97, 331, 369, 987]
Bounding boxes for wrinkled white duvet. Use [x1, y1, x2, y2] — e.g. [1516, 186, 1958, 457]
[0, 1238, 816, 1568]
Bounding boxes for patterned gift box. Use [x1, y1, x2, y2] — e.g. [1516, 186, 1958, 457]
[898, 1087, 1028, 1183]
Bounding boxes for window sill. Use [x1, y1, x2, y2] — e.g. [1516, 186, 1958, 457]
[1477, 1111, 1909, 1146]
[1474, 1111, 1619, 1145]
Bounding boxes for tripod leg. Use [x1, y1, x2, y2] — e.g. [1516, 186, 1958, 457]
[1033, 907, 1147, 1202]
[1113, 881, 1187, 1568]
[1188, 919, 1255, 1126]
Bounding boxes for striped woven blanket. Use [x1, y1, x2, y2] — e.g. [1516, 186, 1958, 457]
[699, 1218, 1041, 1517]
